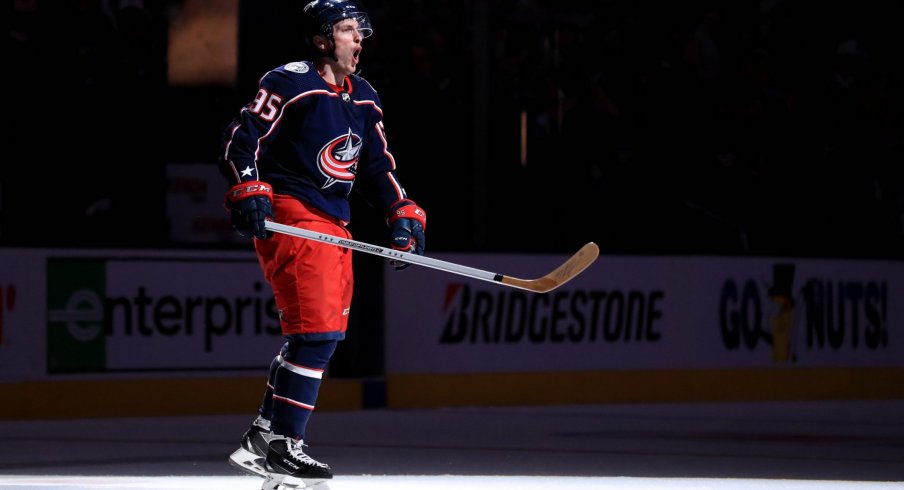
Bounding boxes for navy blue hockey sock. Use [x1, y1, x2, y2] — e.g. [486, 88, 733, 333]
[269, 339, 338, 440]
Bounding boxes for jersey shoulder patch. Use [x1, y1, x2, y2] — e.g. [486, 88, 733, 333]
[267, 61, 325, 93]
[284, 61, 310, 74]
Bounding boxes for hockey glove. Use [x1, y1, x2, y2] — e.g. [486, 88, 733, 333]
[387, 199, 427, 270]
[225, 181, 274, 240]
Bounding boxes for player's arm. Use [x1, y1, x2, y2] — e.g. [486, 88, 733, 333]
[220, 71, 294, 185]
[219, 71, 295, 239]
[357, 116, 427, 269]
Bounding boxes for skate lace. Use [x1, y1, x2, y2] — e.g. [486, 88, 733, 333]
[288, 440, 329, 468]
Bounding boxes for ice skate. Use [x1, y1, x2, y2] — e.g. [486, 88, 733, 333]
[260, 435, 332, 489]
[228, 416, 274, 477]
[261, 475, 331, 490]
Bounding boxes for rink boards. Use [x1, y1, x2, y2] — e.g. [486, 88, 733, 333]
[0, 248, 902, 418]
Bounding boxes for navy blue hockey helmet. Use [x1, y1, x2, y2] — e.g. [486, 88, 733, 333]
[302, 0, 373, 40]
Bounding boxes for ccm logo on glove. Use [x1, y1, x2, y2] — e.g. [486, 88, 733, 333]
[225, 181, 274, 240]
[227, 182, 273, 202]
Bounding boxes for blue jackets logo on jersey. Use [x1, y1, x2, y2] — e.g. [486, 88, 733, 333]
[318, 128, 361, 189]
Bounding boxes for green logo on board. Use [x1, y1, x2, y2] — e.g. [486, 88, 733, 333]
[47, 259, 106, 373]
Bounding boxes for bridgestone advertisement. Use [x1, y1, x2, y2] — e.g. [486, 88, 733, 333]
[384, 254, 902, 373]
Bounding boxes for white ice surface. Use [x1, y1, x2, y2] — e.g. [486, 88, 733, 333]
[1, 401, 902, 490]
[1, 475, 903, 490]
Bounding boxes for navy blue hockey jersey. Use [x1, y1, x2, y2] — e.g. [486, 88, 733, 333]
[221, 61, 409, 223]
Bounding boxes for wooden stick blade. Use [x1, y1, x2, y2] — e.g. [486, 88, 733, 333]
[499, 242, 600, 293]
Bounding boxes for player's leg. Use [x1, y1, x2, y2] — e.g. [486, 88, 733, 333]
[243, 196, 354, 486]
[264, 338, 338, 485]
[228, 344, 285, 477]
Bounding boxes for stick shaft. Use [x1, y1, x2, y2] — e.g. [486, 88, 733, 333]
[263, 221, 598, 293]
[264, 221, 501, 283]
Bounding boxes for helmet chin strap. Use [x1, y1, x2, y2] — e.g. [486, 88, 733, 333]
[328, 43, 338, 63]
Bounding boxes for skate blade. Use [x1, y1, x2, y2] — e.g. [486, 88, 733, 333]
[262, 474, 330, 490]
[228, 447, 268, 478]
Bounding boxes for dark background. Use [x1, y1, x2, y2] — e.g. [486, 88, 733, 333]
[6, 0, 904, 258]
[6, 0, 903, 375]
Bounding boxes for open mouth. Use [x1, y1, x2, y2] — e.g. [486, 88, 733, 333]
[352, 47, 361, 65]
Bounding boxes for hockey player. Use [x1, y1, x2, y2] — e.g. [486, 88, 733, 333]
[219, 0, 426, 488]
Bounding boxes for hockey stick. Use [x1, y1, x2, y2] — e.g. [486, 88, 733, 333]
[264, 221, 599, 293]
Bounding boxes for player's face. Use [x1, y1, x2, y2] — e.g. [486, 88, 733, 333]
[331, 18, 363, 75]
